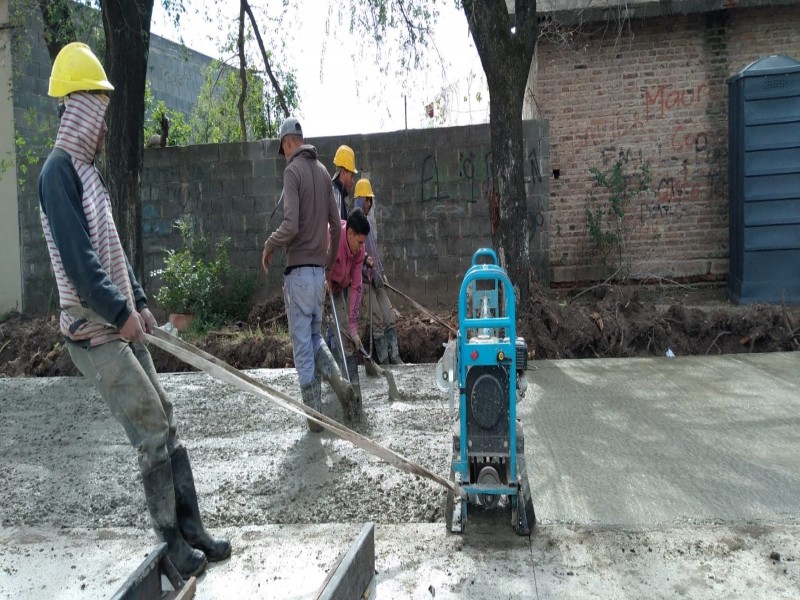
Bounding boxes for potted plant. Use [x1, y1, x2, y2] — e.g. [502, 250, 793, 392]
[153, 220, 212, 331]
[153, 219, 255, 332]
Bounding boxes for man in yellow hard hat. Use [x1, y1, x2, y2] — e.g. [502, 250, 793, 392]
[38, 42, 228, 579]
[353, 179, 404, 366]
[331, 144, 357, 220]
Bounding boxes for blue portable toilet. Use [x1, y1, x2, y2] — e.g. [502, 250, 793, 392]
[727, 55, 800, 305]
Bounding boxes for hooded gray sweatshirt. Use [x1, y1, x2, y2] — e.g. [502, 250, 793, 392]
[265, 144, 341, 271]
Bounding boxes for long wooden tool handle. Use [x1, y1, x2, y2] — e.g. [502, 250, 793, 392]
[384, 283, 458, 335]
[145, 329, 463, 497]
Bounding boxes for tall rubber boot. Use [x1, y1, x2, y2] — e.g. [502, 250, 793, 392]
[345, 354, 362, 422]
[315, 344, 355, 415]
[142, 460, 207, 579]
[386, 325, 405, 365]
[374, 334, 389, 365]
[170, 447, 232, 562]
[301, 376, 323, 433]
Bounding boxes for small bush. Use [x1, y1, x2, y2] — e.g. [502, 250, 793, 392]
[153, 219, 255, 329]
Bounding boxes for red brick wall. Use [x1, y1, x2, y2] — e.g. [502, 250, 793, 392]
[537, 6, 800, 284]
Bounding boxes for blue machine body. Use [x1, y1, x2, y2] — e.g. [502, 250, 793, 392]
[445, 248, 534, 535]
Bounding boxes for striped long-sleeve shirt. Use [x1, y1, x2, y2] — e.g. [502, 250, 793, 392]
[38, 91, 145, 345]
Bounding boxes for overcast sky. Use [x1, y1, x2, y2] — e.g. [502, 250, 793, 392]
[150, 1, 489, 137]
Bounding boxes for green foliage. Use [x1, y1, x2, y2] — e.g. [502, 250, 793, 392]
[152, 219, 255, 328]
[144, 81, 191, 146]
[189, 60, 298, 143]
[340, 0, 438, 73]
[2, 0, 103, 187]
[584, 160, 651, 279]
[0, 107, 57, 190]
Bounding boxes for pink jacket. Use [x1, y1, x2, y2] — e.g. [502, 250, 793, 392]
[330, 220, 365, 335]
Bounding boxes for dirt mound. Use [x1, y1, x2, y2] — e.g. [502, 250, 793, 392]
[2, 284, 798, 377]
[521, 283, 800, 359]
[0, 313, 77, 377]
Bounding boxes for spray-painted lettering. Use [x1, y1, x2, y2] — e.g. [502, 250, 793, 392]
[645, 83, 710, 120]
[459, 151, 478, 205]
[420, 154, 449, 202]
[528, 148, 543, 185]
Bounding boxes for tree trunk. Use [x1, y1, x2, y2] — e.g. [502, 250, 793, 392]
[462, 0, 538, 308]
[100, 0, 154, 281]
[237, 0, 247, 141]
[38, 0, 77, 61]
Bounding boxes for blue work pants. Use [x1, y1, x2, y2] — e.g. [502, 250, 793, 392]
[283, 266, 326, 387]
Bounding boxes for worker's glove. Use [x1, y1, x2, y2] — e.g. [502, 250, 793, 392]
[350, 333, 362, 352]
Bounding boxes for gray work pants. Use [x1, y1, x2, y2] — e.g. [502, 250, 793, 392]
[67, 339, 180, 473]
[367, 284, 396, 339]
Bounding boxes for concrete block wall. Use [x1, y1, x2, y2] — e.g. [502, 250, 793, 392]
[538, 5, 800, 283]
[141, 121, 550, 313]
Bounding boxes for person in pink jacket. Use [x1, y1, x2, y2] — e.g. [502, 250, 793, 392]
[328, 208, 370, 412]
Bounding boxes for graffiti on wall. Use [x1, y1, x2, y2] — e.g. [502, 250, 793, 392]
[420, 147, 547, 236]
[644, 83, 711, 120]
[578, 82, 726, 227]
[420, 154, 450, 203]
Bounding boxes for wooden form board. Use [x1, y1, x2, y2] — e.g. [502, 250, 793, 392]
[316, 523, 375, 600]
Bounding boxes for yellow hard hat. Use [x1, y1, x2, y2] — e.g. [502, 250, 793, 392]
[354, 178, 374, 198]
[333, 145, 357, 173]
[48, 42, 114, 98]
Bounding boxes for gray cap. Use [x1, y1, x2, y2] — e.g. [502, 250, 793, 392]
[278, 117, 303, 155]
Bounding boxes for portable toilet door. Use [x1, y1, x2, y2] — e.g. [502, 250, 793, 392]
[727, 55, 800, 305]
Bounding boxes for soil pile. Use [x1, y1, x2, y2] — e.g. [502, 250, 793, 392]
[522, 283, 800, 359]
[1, 283, 798, 377]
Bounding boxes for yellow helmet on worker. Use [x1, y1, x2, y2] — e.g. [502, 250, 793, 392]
[354, 178, 374, 198]
[333, 145, 358, 173]
[48, 42, 114, 98]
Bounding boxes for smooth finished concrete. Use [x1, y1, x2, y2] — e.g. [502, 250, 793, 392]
[522, 352, 800, 527]
[1, 352, 799, 599]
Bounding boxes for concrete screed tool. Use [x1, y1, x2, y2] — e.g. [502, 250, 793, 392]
[145, 328, 463, 499]
[327, 288, 401, 401]
[436, 248, 536, 535]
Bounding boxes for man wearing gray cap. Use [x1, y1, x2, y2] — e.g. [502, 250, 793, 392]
[262, 118, 355, 431]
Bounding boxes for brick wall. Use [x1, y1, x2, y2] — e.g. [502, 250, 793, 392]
[538, 6, 800, 283]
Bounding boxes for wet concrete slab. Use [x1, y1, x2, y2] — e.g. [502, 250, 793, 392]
[1, 352, 799, 598]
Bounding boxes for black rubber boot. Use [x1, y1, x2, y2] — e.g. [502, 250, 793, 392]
[315, 344, 355, 413]
[301, 376, 323, 433]
[386, 326, 405, 365]
[345, 354, 362, 422]
[142, 460, 207, 579]
[170, 447, 231, 562]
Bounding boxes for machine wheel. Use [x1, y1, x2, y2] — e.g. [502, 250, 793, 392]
[512, 456, 536, 536]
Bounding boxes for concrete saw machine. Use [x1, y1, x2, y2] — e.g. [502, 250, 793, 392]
[436, 248, 535, 535]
